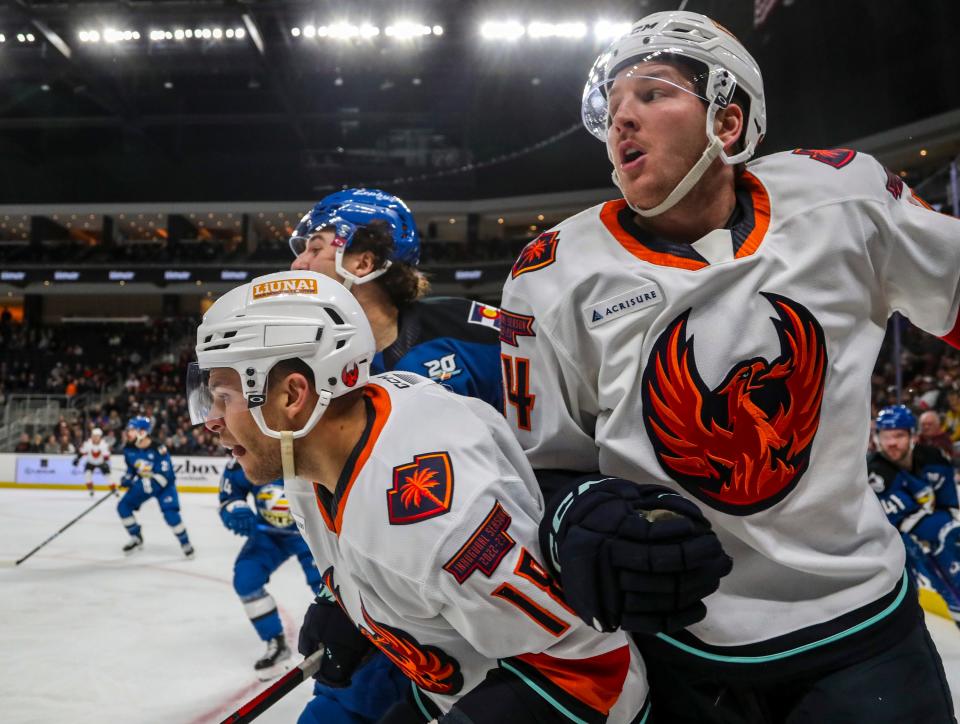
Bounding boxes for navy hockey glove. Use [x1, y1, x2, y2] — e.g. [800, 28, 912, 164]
[219, 501, 257, 536]
[540, 477, 732, 635]
[72, 455, 82, 467]
[298, 596, 373, 687]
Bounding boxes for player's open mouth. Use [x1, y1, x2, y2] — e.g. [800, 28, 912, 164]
[619, 143, 646, 172]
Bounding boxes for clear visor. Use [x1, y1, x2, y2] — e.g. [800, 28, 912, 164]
[186, 362, 258, 426]
[289, 218, 356, 257]
[582, 50, 714, 141]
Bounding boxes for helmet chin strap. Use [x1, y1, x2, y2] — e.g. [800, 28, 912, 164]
[280, 431, 296, 482]
[249, 389, 333, 481]
[335, 247, 391, 291]
[614, 134, 725, 218]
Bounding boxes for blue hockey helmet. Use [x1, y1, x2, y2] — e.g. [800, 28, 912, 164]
[127, 416, 153, 435]
[289, 188, 420, 289]
[875, 405, 917, 433]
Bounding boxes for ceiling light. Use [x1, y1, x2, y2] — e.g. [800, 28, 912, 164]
[480, 21, 525, 41]
[527, 22, 587, 39]
[212, 28, 223, 39]
[235, 28, 245, 39]
[291, 27, 301, 37]
[594, 20, 632, 42]
[303, 25, 316, 38]
[432, 25, 444, 36]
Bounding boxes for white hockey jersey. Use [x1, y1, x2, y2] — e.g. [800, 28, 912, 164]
[500, 149, 960, 662]
[79, 438, 111, 466]
[284, 373, 647, 722]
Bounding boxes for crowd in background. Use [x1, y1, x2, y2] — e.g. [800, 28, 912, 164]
[7, 313, 960, 462]
[870, 318, 960, 459]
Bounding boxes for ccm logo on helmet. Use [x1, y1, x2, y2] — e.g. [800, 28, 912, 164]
[252, 277, 318, 299]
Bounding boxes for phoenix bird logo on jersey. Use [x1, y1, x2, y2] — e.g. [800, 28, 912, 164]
[387, 452, 454, 525]
[358, 598, 464, 695]
[792, 148, 856, 169]
[642, 292, 827, 515]
[511, 231, 559, 278]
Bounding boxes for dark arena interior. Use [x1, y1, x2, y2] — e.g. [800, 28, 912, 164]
[2, 1, 960, 721]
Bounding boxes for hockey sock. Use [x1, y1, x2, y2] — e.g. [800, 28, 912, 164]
[241, 589, 283, 641]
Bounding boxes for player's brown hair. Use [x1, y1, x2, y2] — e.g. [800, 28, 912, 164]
[346, 220, 431, 308]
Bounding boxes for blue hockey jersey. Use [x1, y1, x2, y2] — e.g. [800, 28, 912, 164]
[371, 297, 502, 410]
[867, 445, 959, 542]
[121, 441, 175, 492]
[219, 458, 296, 533]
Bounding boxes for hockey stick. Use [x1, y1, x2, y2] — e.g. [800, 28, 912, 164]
[7, 489, 116, 566]
[219, 649, 324, 724]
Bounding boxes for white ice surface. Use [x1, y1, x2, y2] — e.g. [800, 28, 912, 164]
[0, 488, 315, 724]
[3, 488, 960, 723]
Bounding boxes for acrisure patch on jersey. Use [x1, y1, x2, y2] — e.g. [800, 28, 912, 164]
[442, 501, 516, 584]
[468, 301, 501, 330]
[511, 231, 559, 278]
[387, 451, 454, 525]
[583, 283, 663, 328]
[498, 309, 536, 346]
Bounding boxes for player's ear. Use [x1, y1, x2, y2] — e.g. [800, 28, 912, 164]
[346, 249, 377, 278]
[280, 372, 319, 425]
[715, 103, 744, 155]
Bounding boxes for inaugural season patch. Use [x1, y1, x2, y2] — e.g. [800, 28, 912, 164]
[442, 501, 515, 584]
[387, 452, 454, 525]
[511, 231, 559, 278]
[583, 283, 663, 328]
[498, 310, 536, 347]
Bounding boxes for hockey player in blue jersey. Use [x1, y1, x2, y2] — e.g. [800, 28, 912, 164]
[117, 416, 195, 558]
[868, 405, 960, 616]
[290, 188, 502, 410]
[220, 457, 324, 679]
[287, 189, 502, 723]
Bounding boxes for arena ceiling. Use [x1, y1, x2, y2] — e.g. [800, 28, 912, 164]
[1, 0, 958, 205]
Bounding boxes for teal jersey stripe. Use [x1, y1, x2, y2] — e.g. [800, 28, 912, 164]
[500, 660, 589, 724]
[411, 683, 432, 720]
[656, 570, 909, 664]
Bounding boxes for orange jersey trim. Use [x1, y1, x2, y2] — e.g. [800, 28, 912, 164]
[314, 383, 392, 536]
[516, 647, 631, 715]
[600, 170, 771, 269]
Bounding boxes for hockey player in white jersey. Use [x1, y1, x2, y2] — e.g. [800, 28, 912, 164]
[500, 10, 959, 722]
[73, 427, 114, 496]
[187, 270, 651, 722]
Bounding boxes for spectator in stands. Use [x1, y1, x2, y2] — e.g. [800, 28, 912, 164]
[918, 411, 953, 457]
[14, 433, 32, 453]
[57, 433, 75, 455]
[43, 434, 59, 454]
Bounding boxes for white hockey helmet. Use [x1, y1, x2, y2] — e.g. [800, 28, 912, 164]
[91, 427, 103, 437]
[582, 11, 766, 216]
[187, 271, 375, 443]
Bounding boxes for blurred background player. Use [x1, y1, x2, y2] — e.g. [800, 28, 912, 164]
[219, 457, 323, 679]
[287, 189, 504, 722]
[117, 415, 195, 558]
[73, 426, 113, 496]
[869, 405, 960, 614]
